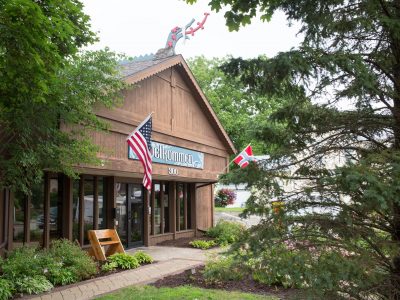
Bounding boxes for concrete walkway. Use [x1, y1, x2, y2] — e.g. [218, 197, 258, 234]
[27, 246, 213, 300]
[128, 245, 210, 262]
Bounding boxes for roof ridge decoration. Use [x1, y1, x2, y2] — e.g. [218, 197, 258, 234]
[131, 54, 155, 62]
[154, 12, 210, 60]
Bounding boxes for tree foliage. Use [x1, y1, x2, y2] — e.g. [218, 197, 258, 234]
[0, 0, 126, 193]
[188, 56, 277, 154]
[188, 0, 400, 298]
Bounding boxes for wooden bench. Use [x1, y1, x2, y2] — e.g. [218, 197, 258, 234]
[88, 229, 125, 261]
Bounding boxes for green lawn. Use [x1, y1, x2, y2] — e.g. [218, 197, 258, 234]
[97, 285, 277, 300]
[214, 207, 244, 213]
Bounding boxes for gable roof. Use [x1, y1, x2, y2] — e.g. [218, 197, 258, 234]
[120, 54, 237, 155]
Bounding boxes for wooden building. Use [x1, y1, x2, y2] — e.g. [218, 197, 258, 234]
[0, 54, 236, 252]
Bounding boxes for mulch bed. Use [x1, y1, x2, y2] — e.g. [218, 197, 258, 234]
[157, 236, 216, 248]
[151, 266, 300, 299]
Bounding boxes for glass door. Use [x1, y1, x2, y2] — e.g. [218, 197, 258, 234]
[127, 184, 143, 247]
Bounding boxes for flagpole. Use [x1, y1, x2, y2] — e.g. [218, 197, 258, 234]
[127, 112, 155, 140]
[220, 143, 252, 173]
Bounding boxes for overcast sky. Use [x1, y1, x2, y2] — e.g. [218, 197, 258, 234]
[81, 0, 302, 59]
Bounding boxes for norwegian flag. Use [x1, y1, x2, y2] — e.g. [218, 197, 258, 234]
[233, 145, 256, 168]
[127, 114, 153, 190]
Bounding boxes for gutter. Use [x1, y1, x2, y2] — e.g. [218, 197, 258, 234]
[196, 182, 216, 189]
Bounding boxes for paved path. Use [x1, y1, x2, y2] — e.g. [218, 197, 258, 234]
[27, 246, 212, 300]
[129, 245, 210, 262]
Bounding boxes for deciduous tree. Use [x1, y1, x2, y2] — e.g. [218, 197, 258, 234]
[0, 0, 126, 193]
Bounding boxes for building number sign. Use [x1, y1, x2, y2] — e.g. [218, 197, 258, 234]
[168, 167, 178, 175]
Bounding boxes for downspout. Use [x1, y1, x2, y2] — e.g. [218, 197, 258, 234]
[0, 188, 9, 250]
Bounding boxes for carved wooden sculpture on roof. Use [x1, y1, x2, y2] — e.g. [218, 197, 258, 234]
[155, 12, 210, 59]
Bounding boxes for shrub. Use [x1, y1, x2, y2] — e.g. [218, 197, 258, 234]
[14, 276, 53, 295]
[203, 256, 244, 283]
[47, 239, 97, 281]
[46, 267, 77, 286]
[245, 244, 312, 288]
[206, 220, 245, 245]
[0, 239, 101, 298]
[108, 253, 140, 269]
[239, 242, 381, 297]
[214, 189, 236, 207]
[101, 262, 118, 272]
[133, 251, 153, 265]
[1, 246, 44, 279]
[0, 278, 14, 300]
[189, 240, 216, 250]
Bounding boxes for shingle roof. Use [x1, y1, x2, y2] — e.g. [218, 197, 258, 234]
[120, 55, 176, 78]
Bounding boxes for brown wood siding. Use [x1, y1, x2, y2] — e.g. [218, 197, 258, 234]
[66, 64, 230, 181]
[196, 184, 214, 230]
[78, 130, 227, 181]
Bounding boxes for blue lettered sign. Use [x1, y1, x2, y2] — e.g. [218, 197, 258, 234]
[129, 141, 204, 169]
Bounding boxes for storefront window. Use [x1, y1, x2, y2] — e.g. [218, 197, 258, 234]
[98, 177, 106, 229]
[83, 176, 94, 245]
[116, 183, 127, 243]
[30, 181, 44, 246]
[49, 175, 61, 241]
[154, 183, 161, 234]
[72, 175, 107, 246]
[13, 181, 45, 247]
[180, 188, 185, 230]
[72, 179, 80, 242]
[13, 191, 25, 246]
[187, 187, 192, 230]
[177, 184, 184, 231]
[163, 183, 169, 233]
[150, 182, 171, 235]
[176, 183, 192, 231]
[150, 182, 192, 235]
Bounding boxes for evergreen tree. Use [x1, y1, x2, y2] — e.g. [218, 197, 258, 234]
[188, 0, 400, 297]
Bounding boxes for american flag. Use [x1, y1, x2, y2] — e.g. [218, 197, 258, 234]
[127, 114, 153, 190]
[233, 144, 256, 168]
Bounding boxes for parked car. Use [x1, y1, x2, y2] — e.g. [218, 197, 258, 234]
[37, 206, 58, 229]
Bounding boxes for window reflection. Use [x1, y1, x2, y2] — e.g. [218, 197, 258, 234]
[187, 187, 191, 230]
[31, 181, 44, 246]
[177, 184, 184, 231]
[176, 183, 192, 232]
[154, 183, 161, 235]
[163, 183, 169, 233]
[98, 177, 106, 229]
[14, 181, 44, 247]
[13, 191, 25, 247]
[72, 179, 80, 242]
[49, 176, 61, 241]
[130, 185, 143, 243]
[116, 183, 127, 243]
